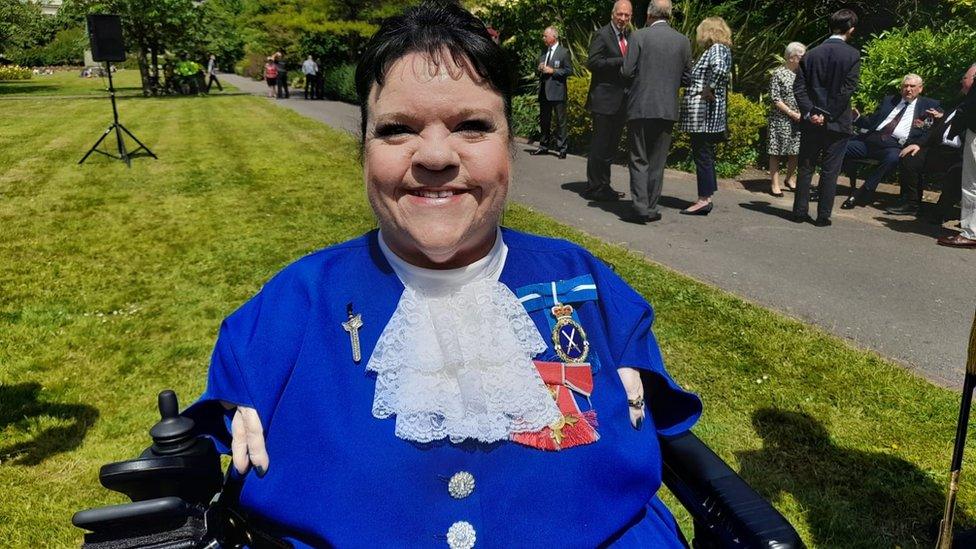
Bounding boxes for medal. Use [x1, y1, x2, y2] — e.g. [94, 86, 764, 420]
[342, 303, 363, 363]
[550, 303, 589, 363]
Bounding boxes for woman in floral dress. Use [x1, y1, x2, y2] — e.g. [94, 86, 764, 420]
[767, 42, 806, 196]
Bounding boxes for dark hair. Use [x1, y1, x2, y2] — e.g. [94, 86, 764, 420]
[828, 9, 858, 34]
[354, 1, 513, 145]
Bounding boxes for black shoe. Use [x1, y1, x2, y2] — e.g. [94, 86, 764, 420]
[529, 148, 549, 156]
[791, 213, 813, 224]
[840, 196, 857, 209]
[622, 212, 662, 225]
[885, 202, 919, 216]
[814, 217, 832, 227]
[679, 203, 713, 216]
[557, 151, 567, 159]
[589, 189, 620, 202]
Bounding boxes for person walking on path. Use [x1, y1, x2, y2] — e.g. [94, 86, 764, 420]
[939, 62, 976, 248]
[205, 54, 223, 92]
[767, 42, 806, 196]
[263, 56, 278, 99]
[530, 26, 573, 159]
[621, 0, 692, 224]
[302, 55, 319, 100]
[677, 16, 733, 216]
[791, 9, 861, 227]
[582, 0, 632, 201]
[274, 51, 289, 99]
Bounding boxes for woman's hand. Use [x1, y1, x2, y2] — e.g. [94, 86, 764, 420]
[222, 402, 270, 476]
[700, 86, 716, 102]
[616, 367, 646, 429]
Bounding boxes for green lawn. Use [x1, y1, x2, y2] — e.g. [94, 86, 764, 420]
[0, 69, 236, 97]
[0, 82, 972, 547]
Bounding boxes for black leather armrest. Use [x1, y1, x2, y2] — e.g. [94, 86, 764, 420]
[660, 431, 805, 548]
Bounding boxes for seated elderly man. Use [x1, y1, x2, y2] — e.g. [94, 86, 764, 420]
[841, 73, 941, 209]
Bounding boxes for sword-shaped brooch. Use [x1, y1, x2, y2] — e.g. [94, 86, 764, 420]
[342, 302, 363, 364]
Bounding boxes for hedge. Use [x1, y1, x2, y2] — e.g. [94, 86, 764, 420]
[322, 63, 358, 104]
[0, 65, 32, 80]
[855, 24, 976, 112]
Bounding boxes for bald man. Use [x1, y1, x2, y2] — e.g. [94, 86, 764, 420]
[531, 26, 573, 159]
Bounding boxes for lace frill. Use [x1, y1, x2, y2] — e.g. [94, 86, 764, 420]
[368, 231, 561, 444]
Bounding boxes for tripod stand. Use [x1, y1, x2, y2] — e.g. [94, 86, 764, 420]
[78, 61, 156, 167]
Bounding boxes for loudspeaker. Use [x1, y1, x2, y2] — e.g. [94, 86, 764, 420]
[87, 14, 125, 62]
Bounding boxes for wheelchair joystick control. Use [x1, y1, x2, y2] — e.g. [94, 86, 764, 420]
[148, 390, 197, 455]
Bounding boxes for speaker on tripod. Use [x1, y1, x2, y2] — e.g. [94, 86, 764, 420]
[79, 14, 157, 167]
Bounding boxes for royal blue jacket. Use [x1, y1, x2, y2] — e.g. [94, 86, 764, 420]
[189, 229, 702, 548]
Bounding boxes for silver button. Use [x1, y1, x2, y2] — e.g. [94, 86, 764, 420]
[446, 521, 476, 549]
[448, 471, 475, 499]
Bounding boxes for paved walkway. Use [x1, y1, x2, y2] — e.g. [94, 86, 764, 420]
[225, 73, 975, 387]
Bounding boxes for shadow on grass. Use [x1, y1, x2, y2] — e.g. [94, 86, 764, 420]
[736, 408, 947, 546]
[0, 382, 98, 466]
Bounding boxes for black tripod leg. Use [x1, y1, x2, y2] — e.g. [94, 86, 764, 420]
[79, 125, 115, 164]
[118, 124, 157, 159]
[114, 123, 130, 167]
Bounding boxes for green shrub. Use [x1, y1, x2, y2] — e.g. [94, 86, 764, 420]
[9, 26, 86, 67]
[0, 65, 32, 80]
[671, 91, 766, 177]
[237, 50, 267, 79]
[855, 24, 976, 112]
[566, 74, 591, 151]
[322, 63, 358, 104]
[511, 93, 540, 142]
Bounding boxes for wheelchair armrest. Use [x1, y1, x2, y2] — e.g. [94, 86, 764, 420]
[660, 431, 805, 549]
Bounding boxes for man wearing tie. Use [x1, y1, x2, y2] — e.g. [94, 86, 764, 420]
[939, 62, 976, 248]
[889, 65, 976, 219]
[582, 0, 633, 200]
[791, 9, 860, 226]
[841, 74, 940, 209]
[531, 26, 573, 159]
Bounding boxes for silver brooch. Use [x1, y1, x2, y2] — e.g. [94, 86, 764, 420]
[446, 521, 476, 549]
[448, 471, 475, 499]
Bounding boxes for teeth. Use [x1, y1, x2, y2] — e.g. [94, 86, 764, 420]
[414, 190, 457, 198]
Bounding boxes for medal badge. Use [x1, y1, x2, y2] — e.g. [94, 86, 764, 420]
[551, 303, 589, 364]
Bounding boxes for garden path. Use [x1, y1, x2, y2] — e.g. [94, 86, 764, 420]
[224, 73, 975, 388]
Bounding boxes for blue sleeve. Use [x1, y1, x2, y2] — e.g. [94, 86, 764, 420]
[184, 267, 313, 452]
[593, 258, 702, 437]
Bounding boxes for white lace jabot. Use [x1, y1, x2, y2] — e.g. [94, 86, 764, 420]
[368, 230, 561, 444]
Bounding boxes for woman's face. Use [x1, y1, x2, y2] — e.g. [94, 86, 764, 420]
[364, 51, 510, 269]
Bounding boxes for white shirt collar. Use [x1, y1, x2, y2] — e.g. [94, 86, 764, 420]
[378, 228, 507, 291]
[828, 34, 848, 41]
[650, 19, 667, 27]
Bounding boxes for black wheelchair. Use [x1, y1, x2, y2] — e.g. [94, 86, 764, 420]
[73, 386, 806, 548]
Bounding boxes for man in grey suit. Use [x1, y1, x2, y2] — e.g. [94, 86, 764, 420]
[621, 0, 691, 223]
[531, 26, 573, 159]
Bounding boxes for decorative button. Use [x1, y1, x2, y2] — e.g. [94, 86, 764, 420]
[446, 521, 476, 549]
[448, 471, 476, 499]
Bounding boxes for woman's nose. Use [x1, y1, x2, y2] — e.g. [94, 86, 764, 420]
[412, 134, 459, 172]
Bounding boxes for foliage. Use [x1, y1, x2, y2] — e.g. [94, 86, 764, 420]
[321, 62, 357, 103]
[511, 93, 540, 142]
[566, 74, 592, 151]
[671, 91, 766, 177]
[854, 24, 976, 112]
[478, 0, 602, 95]
[0, 64, 31, 80]
[298, 20, 377, 69]
[199, 0, 247, 71]
[10, 26, 86, 67]
[0, 0, 49, 53]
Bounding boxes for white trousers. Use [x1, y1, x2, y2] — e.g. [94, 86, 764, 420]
[962, 130, 976, 239]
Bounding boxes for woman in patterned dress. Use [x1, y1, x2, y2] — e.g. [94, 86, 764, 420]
[678, 17, 733, 215]
[767, 42, 806, 196]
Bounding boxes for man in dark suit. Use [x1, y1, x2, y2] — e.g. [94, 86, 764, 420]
[620, 0, 691, 223]
[888, 66, 975, 218]
[582, 0, 632, 201]
[792, 9, 861, 227]
[841, 74, 941, 209]
[531, 26, 573, 159]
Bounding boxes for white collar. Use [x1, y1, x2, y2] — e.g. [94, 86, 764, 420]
[828, 34, 848, 41]
[649, 19, 667, 27]
[378, 228, 506, 291]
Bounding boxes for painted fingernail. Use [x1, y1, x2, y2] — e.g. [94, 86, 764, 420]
[255, 465, 267, 477]
[634, 416, 643, 431]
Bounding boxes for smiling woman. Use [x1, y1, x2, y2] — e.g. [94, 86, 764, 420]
[185, 2, 701, 547]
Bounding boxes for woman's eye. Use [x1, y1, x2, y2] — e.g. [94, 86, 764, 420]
[454, 119, 495, 135]
[374, 123, 414, 138]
